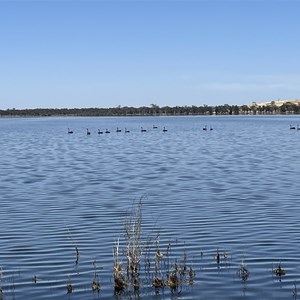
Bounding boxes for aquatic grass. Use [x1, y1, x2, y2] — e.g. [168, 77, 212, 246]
[153, 234, 165, 290]
[188, 264, 195, 285]
[273, 262, 286, 279]
[32, 274, 37, 283]
[112, 197, 197, 296]
[215, 248, 221, 264]
[237, 259, 250, 282]
[66, 277, 73, 294]
[292, 281, 297, 300]
[65, 225, 80, 264]
[114, 197, 145, 293]
[91, 280, 100, 292]
[92, 259, 101, 292]
[113, 238, 127, 293]
[124, 198, 142, 279]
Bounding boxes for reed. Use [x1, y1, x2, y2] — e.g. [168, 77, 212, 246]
[111, 197, 198, 297]
[92, 259, 101, 292]
[237, 259, 250, 282]
[113, 198, 144, 293]
[113, 238, 127, 293]
[65, 226, 80, 264]
[293, 281, 297, 300]
[66, 277, 73, 294]
[273, 262, 286, 277]
[153, 234, 165, 289]
[124, 198, 142, 279]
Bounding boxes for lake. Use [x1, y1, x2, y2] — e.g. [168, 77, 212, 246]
[1, 115, 300, 300]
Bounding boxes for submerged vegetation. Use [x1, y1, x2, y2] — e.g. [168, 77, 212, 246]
[2, 100, 300, 117]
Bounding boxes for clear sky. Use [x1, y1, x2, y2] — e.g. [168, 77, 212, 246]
[1, 0, 300, 109]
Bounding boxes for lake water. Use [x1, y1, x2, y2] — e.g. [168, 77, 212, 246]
[1, 115, 300, 300]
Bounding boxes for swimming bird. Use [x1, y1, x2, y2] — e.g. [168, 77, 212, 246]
[290, 125, 296, 130]
[105, 129, 110, 134]
[153, 125, 158, 129]
[67, 128, 73, 134]
[98, 129, 103, 134]
[116, 127, 121, 132]
[125, 128, 130, 133]
[86, 128, 91, 135]
[203, 125, 207, 131]
[163, 127, 168, 132]
[141, 127, 147, 132]
[210, 126, 213, 131]
[297, 124, 300, 130]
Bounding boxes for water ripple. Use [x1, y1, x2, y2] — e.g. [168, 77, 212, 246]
[1, 116, 300, 299]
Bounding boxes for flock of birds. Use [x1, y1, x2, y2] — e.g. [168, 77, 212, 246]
[67, 124, 299, 134]
[67, 125, 214, 135]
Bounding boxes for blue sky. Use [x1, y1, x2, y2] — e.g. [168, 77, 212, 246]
[1, 0, 300, 109]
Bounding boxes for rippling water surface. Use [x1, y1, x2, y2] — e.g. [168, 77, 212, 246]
[1, 115, 300, 300]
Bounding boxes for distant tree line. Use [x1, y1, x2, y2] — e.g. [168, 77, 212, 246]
[1, 102, 300, 117]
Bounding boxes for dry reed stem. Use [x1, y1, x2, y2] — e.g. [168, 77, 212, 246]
[113, 197, 196, 295]
[113, 239, 127, 291]
[237, 260, 250, 282]
[292, 281, 297, 300]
